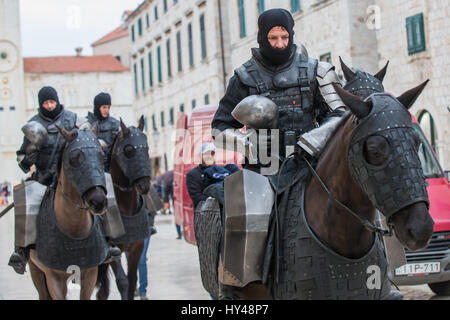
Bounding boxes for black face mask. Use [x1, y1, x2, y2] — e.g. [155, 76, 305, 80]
[40, 103, 63, 119]
[257, 8, 295, 66]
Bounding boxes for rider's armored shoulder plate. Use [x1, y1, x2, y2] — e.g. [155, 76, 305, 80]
[234, 59, 259, 88]
[316, 61, 346, 111]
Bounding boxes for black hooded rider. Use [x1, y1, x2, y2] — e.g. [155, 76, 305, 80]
[9, 86, 79, 274]
[211, 8, 346, 299]
[87, 92, 120, 172]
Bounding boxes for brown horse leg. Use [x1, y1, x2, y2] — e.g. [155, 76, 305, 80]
[96, 263, 110, 300]
[126, 241, 144, 300]
[80, 267, 98, 300]
[44, 272, 67, 300]
[28, 259, 52, 300]
[110, 259, 128, 300]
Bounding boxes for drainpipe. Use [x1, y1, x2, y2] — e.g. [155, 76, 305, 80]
[218, 0, 227, 93]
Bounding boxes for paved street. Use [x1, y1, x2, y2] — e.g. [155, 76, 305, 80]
[0, 205, 448, 300]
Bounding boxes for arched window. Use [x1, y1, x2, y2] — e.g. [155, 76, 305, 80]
[418, 110, 438, 153]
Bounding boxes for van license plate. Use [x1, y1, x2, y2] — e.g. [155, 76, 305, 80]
[394, 262, 440, 276]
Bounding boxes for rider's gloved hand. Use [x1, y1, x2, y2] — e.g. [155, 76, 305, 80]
[19, 151, 39, 173]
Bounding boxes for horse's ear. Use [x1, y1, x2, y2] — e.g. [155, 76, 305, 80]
[91, 122, 99, 137]
[120, 117, 130, 136]
[374, 61, 389, 82]
[339, 56, 356, 82]
[332, 83, 372, 119]
[396, 79, 429, 110]
[56, 125, 77, 142]
[138, 115, 145, 132]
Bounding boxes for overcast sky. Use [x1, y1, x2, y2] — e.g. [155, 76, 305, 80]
[19, 0, 143, 57]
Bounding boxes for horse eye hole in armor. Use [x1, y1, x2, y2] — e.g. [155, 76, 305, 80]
[68, 149, 85, 168]
[363, 135, 391, 167]
[123, 144, 136, 159]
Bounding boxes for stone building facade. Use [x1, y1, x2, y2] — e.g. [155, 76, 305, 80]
[374, 0, 449, 170]
[127, 0, 227, 174]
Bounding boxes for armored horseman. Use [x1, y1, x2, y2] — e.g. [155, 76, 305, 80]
[87, 92, 122, 260]
[87, 92, 120, 172]
[8, 86, 79, 274]
[211, 9, 346, 299]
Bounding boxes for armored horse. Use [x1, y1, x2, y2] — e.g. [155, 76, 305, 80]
[27, 125, 109, 300]
[96, 116, 153, 300]
[197, 64, 435, 299]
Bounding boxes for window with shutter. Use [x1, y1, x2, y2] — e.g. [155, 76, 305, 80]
[406, 13, 426, 55]
[238, 0, 246, 38]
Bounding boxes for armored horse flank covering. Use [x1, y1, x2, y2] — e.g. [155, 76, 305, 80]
[101, 173, 126, 239]
[220, 169, 275, 287]
[194, 197, 222, 298]
[13, 181, 47, 248]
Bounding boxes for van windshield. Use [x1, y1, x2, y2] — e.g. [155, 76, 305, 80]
[414, 124, 444, 179]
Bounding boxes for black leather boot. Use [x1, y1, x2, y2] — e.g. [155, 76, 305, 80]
[219, 284, 242, 300]
[8, 248, 28, 275]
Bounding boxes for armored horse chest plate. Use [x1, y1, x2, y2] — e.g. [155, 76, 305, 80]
[36, 189, 108, 271]
[110, 195, 150, 245]
[273, 182, 391, 300]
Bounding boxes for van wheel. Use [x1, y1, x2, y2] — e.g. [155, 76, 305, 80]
[428, 281, 450, 296]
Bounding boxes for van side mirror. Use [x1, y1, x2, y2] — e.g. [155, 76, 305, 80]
[446, 171, 450, 183]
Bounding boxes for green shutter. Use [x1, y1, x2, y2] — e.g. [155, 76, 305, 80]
[291, 0, 301, 13]
[188, 23, 194, 67]
[177, 31, 182, 72]
[148, 52, 153, 87]
[141, 58, 145, 91]
[166, 39, 172, 78]
[406, 13, 426, 55]
[200, 14, 207, 59]
[238, 0, 246, 38]
[258, 0, 265, 15]
[131, 25, 135, 42]
[157, 46, 162, 83]
[133, 63, 138, 95]
[138, 18, 142, 36]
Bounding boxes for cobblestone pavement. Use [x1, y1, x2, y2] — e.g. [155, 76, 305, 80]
[0, 206, 448, 300]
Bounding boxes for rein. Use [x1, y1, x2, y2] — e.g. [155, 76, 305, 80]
[58, 182, 90, 211]
[301, 154, 394, 236]
[113, 182, 134, 193]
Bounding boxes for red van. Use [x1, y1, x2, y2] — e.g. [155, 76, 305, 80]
[173, 106, 450, 295]
[173, 105, 241, 245]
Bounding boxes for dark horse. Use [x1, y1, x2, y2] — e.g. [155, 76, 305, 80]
[96, 116, 152, 300]
[238, 74, 434, 299]
[28, 125, 109, 300]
